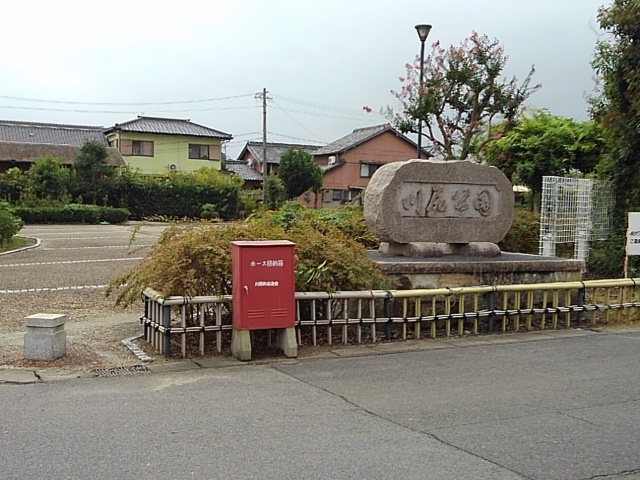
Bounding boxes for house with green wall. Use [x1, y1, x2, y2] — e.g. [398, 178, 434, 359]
[104, 116, 232, 175]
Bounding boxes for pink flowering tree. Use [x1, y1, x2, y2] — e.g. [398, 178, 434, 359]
[386, 32, 541, 160]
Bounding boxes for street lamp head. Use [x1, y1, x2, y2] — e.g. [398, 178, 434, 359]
[415, 24, 432, 42]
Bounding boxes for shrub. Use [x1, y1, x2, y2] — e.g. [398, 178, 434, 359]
[200, 203, 219, 220]
[108, 208, 390, 307]
[11, 204, 129, 224]
[498, 207, 540, 254]
[586, 235, 626, 278]
[0, 202, 23, 246]
[99, 206, 130, 224]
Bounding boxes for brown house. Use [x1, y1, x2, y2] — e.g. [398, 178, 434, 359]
[237, 141, 320, 176]
[310, 124, 424, 208]
[0, 120, 125, 173]
[224, 159, 263, 190]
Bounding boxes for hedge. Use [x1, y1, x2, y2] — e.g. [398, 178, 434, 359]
[13, 204, 130, 224]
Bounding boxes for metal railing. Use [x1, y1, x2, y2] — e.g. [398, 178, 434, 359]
[140, 278, 640, 358]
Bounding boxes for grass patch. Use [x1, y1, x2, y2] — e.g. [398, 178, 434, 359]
[0, 236, 36, 254]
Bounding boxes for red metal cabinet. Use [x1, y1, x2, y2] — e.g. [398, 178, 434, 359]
[231, 240, 296, 330]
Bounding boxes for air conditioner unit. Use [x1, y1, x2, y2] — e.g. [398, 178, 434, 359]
[168, 163, 179, 171]
[328, 156, 336, 165]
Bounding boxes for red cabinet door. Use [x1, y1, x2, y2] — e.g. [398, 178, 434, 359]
[231, 241, 295, 330]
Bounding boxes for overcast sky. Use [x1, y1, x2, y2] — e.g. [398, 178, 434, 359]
[0, 0, 606, 158]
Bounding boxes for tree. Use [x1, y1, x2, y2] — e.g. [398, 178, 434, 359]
[387, 31, 541, 160]
[0, 167, 28, 204]
[277, 148, 323, 199]
[73, 140, 115, 205]
[590, 0, 640, 226]
[482, 111, 604, 211]
[264, 175, 285, 210]
[26, 156, 70, 202]
[0, 202, 23, 247]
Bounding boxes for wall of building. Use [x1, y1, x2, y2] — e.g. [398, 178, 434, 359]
[106, 132, 223, 175]
[314, 131, 417, 208]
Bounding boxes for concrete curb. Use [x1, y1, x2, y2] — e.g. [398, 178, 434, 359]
[0, 237, 41, 256]
[1, 326, 622, 384]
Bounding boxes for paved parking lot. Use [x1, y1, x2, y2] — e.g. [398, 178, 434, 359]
[0, 223, 165, 367]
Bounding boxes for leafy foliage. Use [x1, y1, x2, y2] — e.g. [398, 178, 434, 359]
[0, 167, 27, 203]
[498, 207, 540, 254]
[590, 0, 640, 228]
[263, 175, 285, 210]
[72, 140, 116, 205]
[387, 31, 540, 159]
[26, 157, 70, 202]
[105, 169, 241, 220]
[0, 202, 23, 247]
[12, 204, 129, 224]
[482, 111, 604, 209]
[108, 203, 389, 306]
[277, 148, 323, 199]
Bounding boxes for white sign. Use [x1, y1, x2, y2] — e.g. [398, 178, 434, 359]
[627, 212, 640, 256]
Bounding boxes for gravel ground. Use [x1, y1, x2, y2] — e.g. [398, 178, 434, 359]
[0, 223, 166, 370]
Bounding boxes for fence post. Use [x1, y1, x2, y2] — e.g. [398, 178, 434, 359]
[142, 296, 150, 341]
[384, 298, 392, 341]
[485, 291, 496, 333]
[576, 284, 586, 327]
[163, 305, 172, 358]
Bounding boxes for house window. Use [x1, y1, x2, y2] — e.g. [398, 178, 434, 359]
[360, 163, 381, 178]
[189, 144, 211, 159]
[132, 140, 154, 157]
[332, 190, 342, 202]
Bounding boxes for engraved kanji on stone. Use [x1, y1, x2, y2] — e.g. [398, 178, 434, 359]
[401, 189, 424, 216]
[474, 190, 493, 216]
[426, 186, 447, 215]
[452, 188, 471, 212]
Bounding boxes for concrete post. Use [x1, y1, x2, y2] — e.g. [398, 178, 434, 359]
[24, 313, 67, 360]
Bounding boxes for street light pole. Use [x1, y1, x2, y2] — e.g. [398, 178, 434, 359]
[415, 24, 432, 159]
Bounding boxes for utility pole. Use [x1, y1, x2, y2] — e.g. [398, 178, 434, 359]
[256, 88, 271, 203]
[261, 87, 269, 176]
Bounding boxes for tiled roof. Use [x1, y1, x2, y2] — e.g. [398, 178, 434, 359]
[313, 124, 394, 155]
[106, 116, 232, 139]
[0, 120, 108, 146]
[0, 141, 125, 167]
[225, 160, 263, 181]
[240, 141, 321, 165]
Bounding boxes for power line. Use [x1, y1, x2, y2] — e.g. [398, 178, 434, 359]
[0, 104, 260, 115]
[267, 132, 324, 144]
[271, 100, 327, 143]
[272, 104, 382, 122]
[273, 94, 385, 118]
[0, 93, 256, 106]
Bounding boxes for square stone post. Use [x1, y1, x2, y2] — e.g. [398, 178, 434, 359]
[24, 313, 67, 360]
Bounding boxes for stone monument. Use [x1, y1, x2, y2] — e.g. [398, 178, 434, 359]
[364, 159, 584, 289]
[364, 159, 513, 257]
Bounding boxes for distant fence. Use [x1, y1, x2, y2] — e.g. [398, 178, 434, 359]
[141, 278, 640, 358]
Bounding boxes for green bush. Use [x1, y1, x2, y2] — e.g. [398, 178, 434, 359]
[99, 206, 130, 224]
[268, 201, 380, 249]
[108, 208, 390, 306]
[106, 172, 241, 221]
[586, 235, 626, 278]
[0, 202, 23, 247]
[12, 204, 129, 224]
[200, 203, 219, 220]
[498, 207, 540, 254]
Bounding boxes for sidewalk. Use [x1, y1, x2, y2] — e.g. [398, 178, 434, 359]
[2, 322, 623, 385]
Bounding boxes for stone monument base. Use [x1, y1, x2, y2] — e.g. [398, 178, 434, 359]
[380, 242, 501, 258]
[370, 251, 584, 289]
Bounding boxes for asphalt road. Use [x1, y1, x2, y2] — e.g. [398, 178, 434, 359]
[1, 329, 640, 480]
